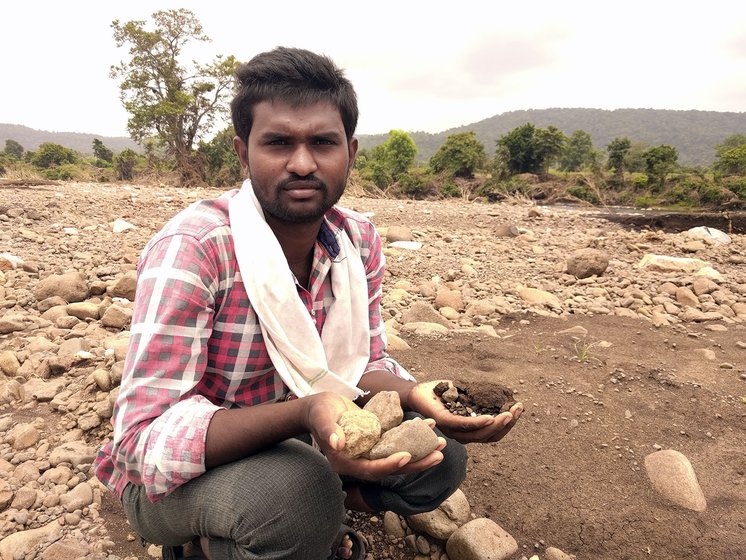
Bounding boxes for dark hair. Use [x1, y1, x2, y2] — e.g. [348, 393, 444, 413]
[231, 47, 358, 141]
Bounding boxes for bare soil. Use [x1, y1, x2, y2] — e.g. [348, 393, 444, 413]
[2, 183, 742, 560]
[103, 315, 745, 560]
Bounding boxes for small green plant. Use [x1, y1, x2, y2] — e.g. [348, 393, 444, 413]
[573, 339, 600, 363]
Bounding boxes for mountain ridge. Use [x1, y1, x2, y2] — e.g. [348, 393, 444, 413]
[357, 108, 746, 167]
[3, 108, 745, 167]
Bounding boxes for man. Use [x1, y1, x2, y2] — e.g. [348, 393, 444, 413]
[94, 47, 522, 560]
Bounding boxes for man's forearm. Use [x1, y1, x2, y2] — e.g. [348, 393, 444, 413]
[356, 370, 417, 410]
[204, 398, 309, 469]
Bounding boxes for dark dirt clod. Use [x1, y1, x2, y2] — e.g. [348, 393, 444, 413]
[434, 380, 516, 416]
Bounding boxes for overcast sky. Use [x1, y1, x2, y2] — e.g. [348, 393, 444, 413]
[2, 1, 745, 139]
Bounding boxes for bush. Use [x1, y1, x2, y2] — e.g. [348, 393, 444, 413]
[395, 169, 433, 198]
[566, 185, 599, 203]
[440, 181, 460, 198]
[697, 183, 731, 205]
[31, 143, 78, 168]
[722, 177, 746, 199]
[42, 163, 90, 181]
[630, 174, 648, 190]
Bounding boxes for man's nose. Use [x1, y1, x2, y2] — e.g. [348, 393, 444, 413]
[286, 145, 318, 177]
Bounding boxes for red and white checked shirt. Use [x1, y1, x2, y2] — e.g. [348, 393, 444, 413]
[94, 189, 410, 502]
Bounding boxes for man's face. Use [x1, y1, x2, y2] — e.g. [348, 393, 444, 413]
[235, 99, 357, 224]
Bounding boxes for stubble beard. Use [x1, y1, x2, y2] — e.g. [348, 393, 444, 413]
[253, 176, 346, 224]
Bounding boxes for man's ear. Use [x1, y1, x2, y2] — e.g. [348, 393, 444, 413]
[233, 136, 250, 177]
[347, 137, 359, 175]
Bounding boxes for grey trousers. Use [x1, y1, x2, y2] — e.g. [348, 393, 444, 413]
[122, 417, 467, 560]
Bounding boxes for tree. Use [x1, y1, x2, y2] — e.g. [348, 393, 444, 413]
[31, 142, 77, 168]
[430, 131, 486, 178]
[715, 134, 746, 158]
[606, 137, 631, 176]
[111, 9, 237, 185]
[560, 130, 595, 171]
[198, 127, 241, 187]
[716, 144, 746, 176]
[497, 123, 566, 175]
[643, 145, 678, 191]
[359, 130, 419, 188]
[114, 148, 139, 180]
[92, 139, 114, 165]
[4, 139, 24, 159]
[536, 125, 567, 173]
[381, 130, 417, 179]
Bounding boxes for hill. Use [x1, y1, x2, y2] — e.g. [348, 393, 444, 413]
[0, 123, 139, 155]
[358, 108, 746, 167]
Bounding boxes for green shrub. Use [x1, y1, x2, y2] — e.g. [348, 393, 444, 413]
[697, 183, 731, 205]
[630, 174, 648, 190]
[566, 185, 599, 203]
[722, 177, 746, 199]
[634, 195, 658, 208]
[396, 169, 433, 198]
[440, 181, 460, 198]
[43, 163, 89, 181]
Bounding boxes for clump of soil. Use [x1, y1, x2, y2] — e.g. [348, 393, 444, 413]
[433, 380, 516, 416]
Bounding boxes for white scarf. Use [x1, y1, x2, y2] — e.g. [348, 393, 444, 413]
[228, 180, 369, 400]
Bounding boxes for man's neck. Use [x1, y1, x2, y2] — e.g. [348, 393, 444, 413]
[265, 216, 323, 289]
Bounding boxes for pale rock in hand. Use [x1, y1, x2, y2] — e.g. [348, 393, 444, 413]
[338, 409, 381, 458]
[368, 417, 439, 461]
[363, 391, 403, 432]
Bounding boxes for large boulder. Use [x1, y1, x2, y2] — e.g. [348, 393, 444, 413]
[33, 271, 89, 303]
[566, 248, 610, 279]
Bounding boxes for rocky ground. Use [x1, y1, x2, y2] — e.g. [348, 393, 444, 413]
[0, 180, 744, 560]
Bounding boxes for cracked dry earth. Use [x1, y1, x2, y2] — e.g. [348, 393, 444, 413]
[0, 181, 744, 560]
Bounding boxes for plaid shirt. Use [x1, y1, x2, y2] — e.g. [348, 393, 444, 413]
[94, 189, 410, 502]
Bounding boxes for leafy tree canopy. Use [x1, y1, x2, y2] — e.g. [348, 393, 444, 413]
[560, 130, 595, 171]
[92, 139, 114, 164]
[4, 139, 24, 159]
[497, 123, 567, 175]
[31, 142, 78, 168]
[643, 145, 678, 190]
[606, 137, 632, 173]
[430, 131, 486, 178]
[111, 9, 237, 185]
[716, 144, 746, 176]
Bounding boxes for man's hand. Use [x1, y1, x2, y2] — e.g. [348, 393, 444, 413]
[407, 380, 523, 444]
[303, 392, 446, 480]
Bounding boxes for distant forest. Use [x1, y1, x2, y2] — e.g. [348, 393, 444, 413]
[3, 108, 745, 168]
[358, 108, 746, 167]
[0, 124, 139, 156]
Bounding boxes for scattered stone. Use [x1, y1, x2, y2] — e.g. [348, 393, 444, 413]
[566, 248, 609, 279]
[518, 287, 561, 309]
[0, 520, 63, 559]
[638, 254, 710, 274]
[383, 511, 406, 539]
[685, 226, 731, 245]
[32, 271, 89, 303]
[545, 546, 577, 560]
[385, 226, 414, 242]
[407, 488, 471, 540]
[112, 218, 137, 233]
[446, 518, 518, 560]
[644, 449, 707, 511]
[109, 271, 138, 300]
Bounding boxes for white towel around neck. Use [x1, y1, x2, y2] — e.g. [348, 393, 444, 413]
[228, 179, 369, 399]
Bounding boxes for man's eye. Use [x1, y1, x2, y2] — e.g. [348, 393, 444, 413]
[314, 139, 334, 145]
[268, 139, 288, 146]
